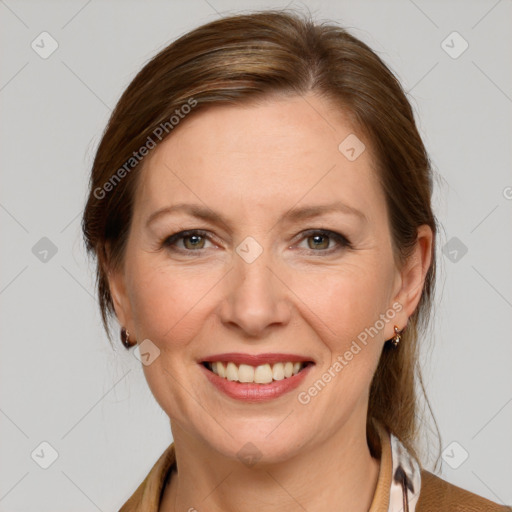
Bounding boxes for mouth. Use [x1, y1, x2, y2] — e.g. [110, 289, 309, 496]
[200, 359, 315, 384]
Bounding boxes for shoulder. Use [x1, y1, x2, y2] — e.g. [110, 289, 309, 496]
[417, 469, 511, 512]
[118, 443, 176, 512]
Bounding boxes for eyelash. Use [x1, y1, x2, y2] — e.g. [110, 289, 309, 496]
[161, 229, 352, 256]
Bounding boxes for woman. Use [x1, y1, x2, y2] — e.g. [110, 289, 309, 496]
[82, 10, 510, 512]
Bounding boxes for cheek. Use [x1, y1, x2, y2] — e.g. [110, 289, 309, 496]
[297, 260, 394, 344]
[126, 261, 223, 418]
[127, 259, 223, 346]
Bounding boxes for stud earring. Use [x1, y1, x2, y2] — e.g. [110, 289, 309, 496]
[391, 325, 403, 347]
[120, 327, 136, 349]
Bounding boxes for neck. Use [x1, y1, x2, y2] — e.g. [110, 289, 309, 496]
[160, 417, 381, 512]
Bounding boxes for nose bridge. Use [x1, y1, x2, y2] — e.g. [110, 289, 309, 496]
[220, 235, 290, 335]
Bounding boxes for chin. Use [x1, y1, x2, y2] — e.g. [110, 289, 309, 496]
[203, 422, 311, 467]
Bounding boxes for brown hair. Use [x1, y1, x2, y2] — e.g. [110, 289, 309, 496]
[82, 10, 440, 468]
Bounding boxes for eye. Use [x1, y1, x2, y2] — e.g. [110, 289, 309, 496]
[161, 228, 352, 256]
[162, 230, 214, 252]
[296, 230, 352, 253]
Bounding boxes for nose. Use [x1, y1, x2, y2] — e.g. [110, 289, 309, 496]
[218, 248, 291, 338]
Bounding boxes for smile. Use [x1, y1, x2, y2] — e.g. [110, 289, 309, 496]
[202, 361, 312, 384]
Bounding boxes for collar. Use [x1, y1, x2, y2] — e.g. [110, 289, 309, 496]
[119, 421, 422, 512]
[370, 421, 422, 512]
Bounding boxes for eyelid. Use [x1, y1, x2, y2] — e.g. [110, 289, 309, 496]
[294, 229, 352, 251]
[162, 229, 216, 251]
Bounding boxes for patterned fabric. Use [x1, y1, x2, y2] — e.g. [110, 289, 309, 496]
[388, 432, 422, 512]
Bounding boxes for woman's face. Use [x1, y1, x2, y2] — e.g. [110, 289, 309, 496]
[109, 93, 427, 462]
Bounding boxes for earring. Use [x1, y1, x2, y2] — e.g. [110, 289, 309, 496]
[391, 325, 403, 347]
[121, 327, 136, 349]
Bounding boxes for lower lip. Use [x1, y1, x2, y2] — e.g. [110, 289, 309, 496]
[199, 363, 314, 402]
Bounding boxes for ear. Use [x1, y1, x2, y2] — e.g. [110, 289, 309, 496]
[392, 224, 433, 327]
[104, 241, 134, 332]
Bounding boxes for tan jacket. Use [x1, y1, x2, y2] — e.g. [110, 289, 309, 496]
[119, 423, 511, 511]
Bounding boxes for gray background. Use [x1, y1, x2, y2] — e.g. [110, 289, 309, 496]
[1, 0, 511, 510]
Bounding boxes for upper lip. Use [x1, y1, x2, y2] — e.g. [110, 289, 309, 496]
[200, 353, 314, 366]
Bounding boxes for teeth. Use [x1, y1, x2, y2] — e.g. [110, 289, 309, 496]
[207, 361, 308, 383]
[254, 364, 273, 384]
[226, 362, 238, 381]
[238, 364, 255, 383]
[272, 362, 285, 381]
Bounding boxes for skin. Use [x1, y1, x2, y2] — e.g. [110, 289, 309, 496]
[108, 93, 433, 512]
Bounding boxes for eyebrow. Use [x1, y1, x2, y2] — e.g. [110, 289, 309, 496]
[145, 201, 367, 229]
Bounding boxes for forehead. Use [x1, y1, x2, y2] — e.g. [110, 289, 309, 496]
[136, 94, 384, 223]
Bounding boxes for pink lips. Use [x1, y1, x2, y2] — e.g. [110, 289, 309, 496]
[198, 353, 314, 402]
